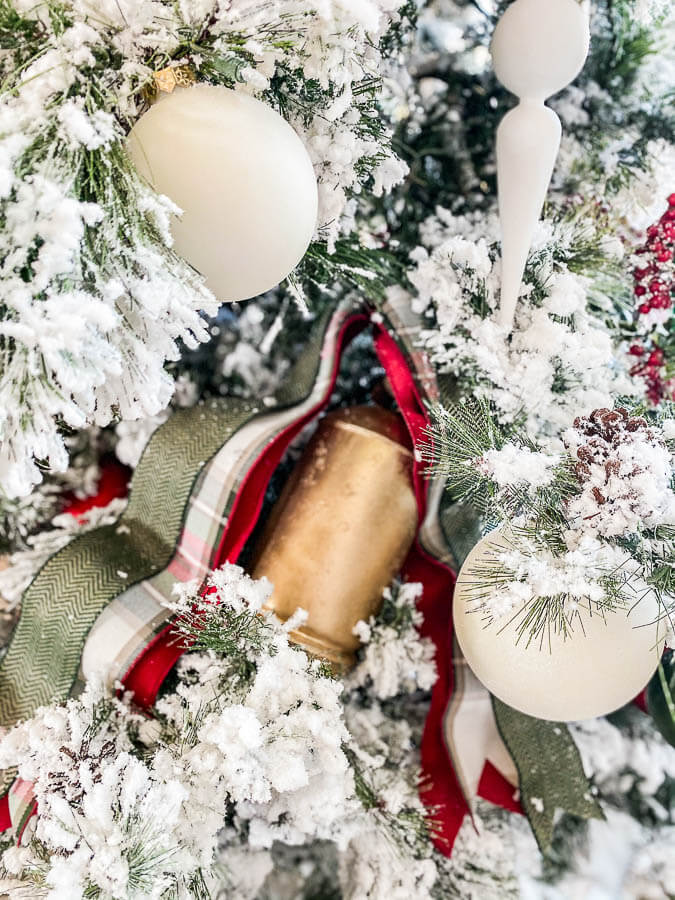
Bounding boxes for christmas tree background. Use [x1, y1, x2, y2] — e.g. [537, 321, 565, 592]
[0, 1, 674, 897]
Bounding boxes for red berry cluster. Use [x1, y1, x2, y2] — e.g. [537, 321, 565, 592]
[628, 194, 675, 405]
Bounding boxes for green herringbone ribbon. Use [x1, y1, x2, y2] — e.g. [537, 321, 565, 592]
[492, 697, 605, 852]
[0, 399, 254, 730]
[0, 305, 342, 736]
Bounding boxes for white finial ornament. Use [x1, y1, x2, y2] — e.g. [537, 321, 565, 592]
[492, 0, 590, 331]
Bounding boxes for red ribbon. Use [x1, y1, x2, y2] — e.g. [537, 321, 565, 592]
[373, 328, 522, 849]
[61, 459, 130, 520]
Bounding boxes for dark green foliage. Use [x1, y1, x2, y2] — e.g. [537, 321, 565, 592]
[539, 814, 591, 884]
[377, 579, 421, 635]
[380, 0, 419, 55]
[587, 1, 657, 96]
[172, 597, 275, 684]
[421, 398, 514, 511]
[0, 0, 44, 64]
[299, 237, 408, 304]
[422, 399, 579, 551]
[647, 650, 675, 749]
[343, 744, 434, 856]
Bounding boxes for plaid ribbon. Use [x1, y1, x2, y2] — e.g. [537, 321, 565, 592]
[0, 778, 36, 842]
[78, 301, 364, 693]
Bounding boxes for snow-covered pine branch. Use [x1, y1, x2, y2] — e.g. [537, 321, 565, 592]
[0, 0, 411, 497]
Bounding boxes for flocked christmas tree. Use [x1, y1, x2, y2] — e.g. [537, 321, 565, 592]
[0, 1, 673, 898]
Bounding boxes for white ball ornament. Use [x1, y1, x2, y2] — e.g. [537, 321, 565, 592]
[128, 83, 318, 302]
[453, 531, 665, 722]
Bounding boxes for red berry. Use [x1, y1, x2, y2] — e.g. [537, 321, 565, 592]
[668, 193, 675, 207]
[648, 349, 664, 365]
[634, 284, 647, 296]
[667, 208, 675, 221]
[639, 302, 651, 314]
[633, 266, 648, 280]
[629, 344, 644, 356]
[657, 249, 672, 263]
[649, 278, 665, 293]
[648, 224, 660, 239]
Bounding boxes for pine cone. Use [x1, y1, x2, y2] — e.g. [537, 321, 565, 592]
[567, 407, 656, 509]
[565, 405, 674, 537]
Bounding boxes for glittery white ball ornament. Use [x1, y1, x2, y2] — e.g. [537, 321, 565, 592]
[128, 84, 318, 302]
[453, 531, 664, 721]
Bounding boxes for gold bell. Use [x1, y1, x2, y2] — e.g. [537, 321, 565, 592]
[251, 406, 418, 668]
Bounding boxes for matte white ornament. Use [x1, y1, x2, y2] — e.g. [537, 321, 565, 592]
[492, 0, 590, 331]
[128, 84, 318, 302]
[453, 531, 665, 721]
